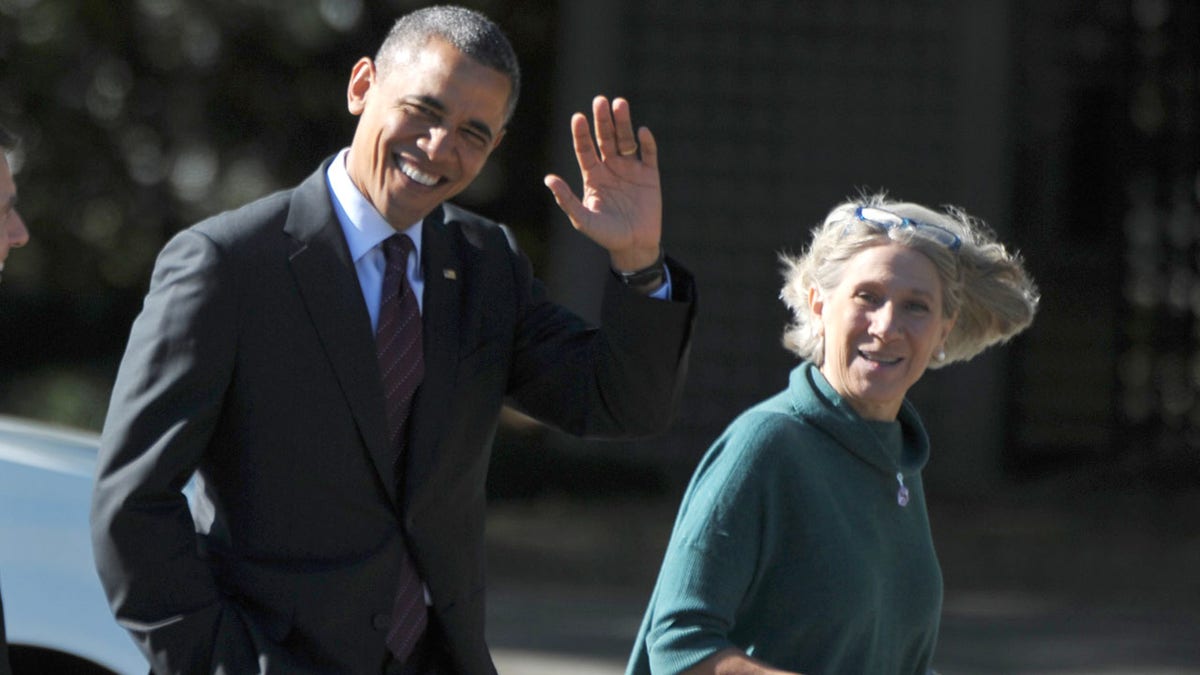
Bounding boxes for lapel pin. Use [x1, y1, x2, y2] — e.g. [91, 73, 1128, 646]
[443, 268, 458, 280]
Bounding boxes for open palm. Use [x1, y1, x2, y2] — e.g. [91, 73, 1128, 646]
[544, 96, 663, 272]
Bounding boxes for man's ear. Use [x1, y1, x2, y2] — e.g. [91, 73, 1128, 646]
[490, 128, 507, 153]
[808, 286, 825, 335]
[347, 57, 375, 116]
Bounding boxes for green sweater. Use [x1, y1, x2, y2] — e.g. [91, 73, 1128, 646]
[627, 362, 941, 674]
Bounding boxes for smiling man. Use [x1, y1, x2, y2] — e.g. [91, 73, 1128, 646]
[345, 35, 509, 229]
[91, 6, 695, 675]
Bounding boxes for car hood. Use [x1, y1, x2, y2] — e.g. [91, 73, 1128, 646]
[0, 415, 99, 479]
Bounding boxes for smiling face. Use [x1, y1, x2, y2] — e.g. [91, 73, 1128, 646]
[810, 243, 956, 421]
[345, 37, 510, 229]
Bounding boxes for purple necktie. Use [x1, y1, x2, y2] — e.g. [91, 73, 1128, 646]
[376, 234, 429, 662]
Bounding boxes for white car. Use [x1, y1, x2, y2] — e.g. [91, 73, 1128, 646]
[0, 415, 145, 674]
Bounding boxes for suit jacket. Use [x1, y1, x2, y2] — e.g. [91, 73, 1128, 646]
[91, 159, 696, 674]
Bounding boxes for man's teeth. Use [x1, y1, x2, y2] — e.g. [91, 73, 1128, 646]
[400, 160, 439, 187]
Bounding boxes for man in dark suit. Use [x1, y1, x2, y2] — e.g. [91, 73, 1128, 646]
[91, 5, 695, 675]
[1, 121, 31, 675]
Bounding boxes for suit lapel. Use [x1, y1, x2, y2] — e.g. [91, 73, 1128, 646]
[405, 206, 463, 510]
[283, 162, 398, 507]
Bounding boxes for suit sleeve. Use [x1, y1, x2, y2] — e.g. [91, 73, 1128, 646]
[90, 229, 259, 674]
[507, 253, 697, 438]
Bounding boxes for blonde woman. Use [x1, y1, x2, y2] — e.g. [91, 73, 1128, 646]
[628, 193, 1039, 675]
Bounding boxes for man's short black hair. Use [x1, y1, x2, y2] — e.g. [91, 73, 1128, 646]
[376, 5, 521, 122]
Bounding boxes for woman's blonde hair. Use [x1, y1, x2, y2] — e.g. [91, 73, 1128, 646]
[779, 192, 1039, 369]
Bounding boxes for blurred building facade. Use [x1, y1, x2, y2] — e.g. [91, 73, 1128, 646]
[2, 0, 1197, 497]
[539, 0, 1200, 495]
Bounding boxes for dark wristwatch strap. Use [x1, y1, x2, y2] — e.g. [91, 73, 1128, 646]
[612, 248, 666, 294]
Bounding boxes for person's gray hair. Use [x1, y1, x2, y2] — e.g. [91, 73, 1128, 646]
[779, 192, 1039, 369]
[375, 5, 521, 122]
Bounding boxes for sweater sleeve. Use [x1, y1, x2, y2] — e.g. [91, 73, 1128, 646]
[643, 412, 794, 674]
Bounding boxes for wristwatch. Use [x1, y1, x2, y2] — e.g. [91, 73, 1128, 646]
[612, 248, 666, 294]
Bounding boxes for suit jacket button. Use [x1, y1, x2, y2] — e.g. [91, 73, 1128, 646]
[373, 613, 390, 631]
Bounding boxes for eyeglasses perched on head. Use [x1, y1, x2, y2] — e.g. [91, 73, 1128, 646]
[850, 205, 962, 251]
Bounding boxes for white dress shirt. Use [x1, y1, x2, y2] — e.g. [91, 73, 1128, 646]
[326, 149, 424, 332]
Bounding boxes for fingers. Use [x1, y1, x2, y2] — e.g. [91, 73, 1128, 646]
[542, 174, 587, 231]
[608, 97, 641, 158]
[591, 96, 641, 160]
[569, 96, 649, 177]
[636, 125, 658, 171]
[569, 111, 597, 174]
[591, 96, 617, 160]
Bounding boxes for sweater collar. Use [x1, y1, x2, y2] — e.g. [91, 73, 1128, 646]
[787, 361, 931, 477]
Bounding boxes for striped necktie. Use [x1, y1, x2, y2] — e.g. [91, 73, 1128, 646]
[376, 233, 429, 662]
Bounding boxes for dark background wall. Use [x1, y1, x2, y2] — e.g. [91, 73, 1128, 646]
[2, 0, 1199, 500]
[530, 0, 1200, 501]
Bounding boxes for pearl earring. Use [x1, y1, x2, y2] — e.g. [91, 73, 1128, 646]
[935, 347, 946, 362]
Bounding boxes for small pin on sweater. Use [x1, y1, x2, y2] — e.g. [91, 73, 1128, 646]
[896, 472, 910, 507]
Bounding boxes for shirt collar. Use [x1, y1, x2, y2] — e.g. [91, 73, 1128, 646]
[326, 148, 423, 262]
